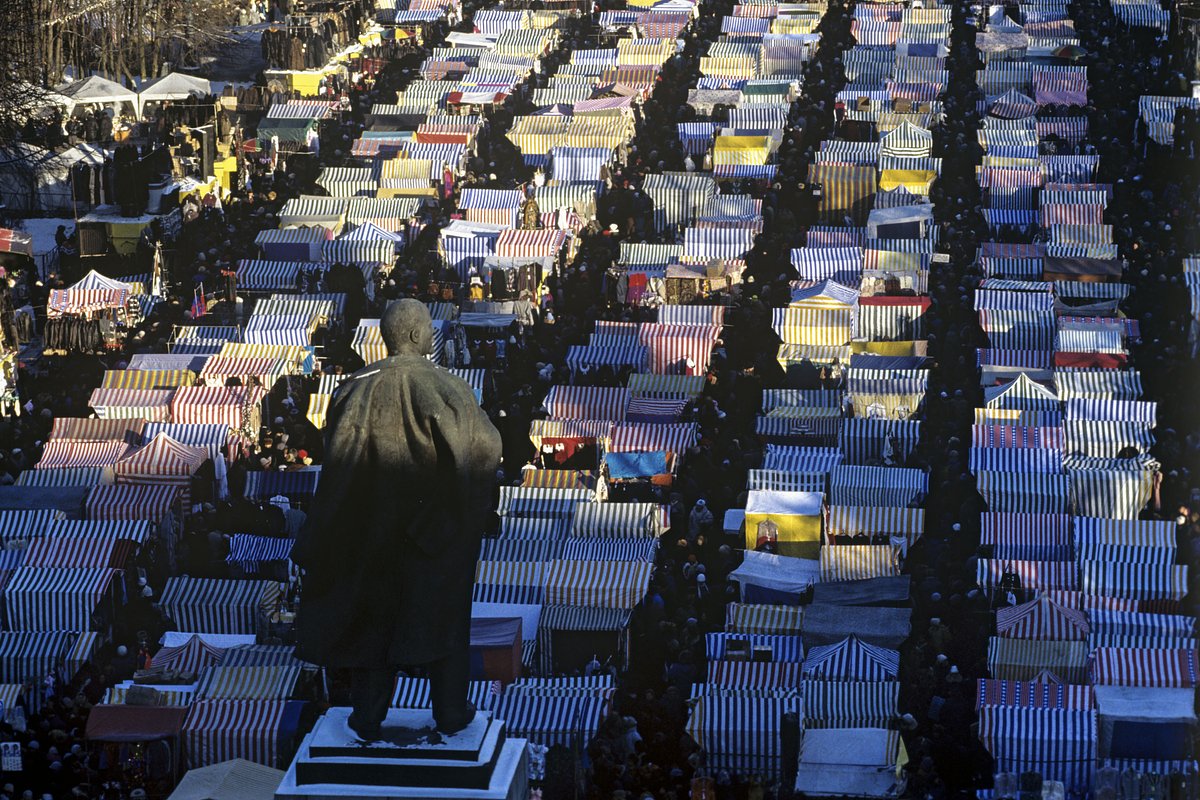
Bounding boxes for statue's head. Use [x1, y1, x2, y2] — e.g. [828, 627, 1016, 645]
[381, 298, 434, 357]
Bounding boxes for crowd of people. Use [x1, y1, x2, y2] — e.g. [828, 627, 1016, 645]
[2, 0, 1197, 794]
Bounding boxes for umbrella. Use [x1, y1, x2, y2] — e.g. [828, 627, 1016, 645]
[1052, 45, 1088, 61]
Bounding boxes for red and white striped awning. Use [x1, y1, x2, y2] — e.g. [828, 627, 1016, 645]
[543, 386, 631, 422]
[86, 484, 179, 522]
[494, 229, 569, 259]
[50, 417, 146, 442]
[35, 440, 129, 470]
[639, 323, 722, 375]
[152, 634, 226, 676]
[48, 288, 129, 317]
[1089, 647, 1199, 688]
[170, 386, 266, 428]
[114, 433, 208, 482]
[996, 596, 1090, 641]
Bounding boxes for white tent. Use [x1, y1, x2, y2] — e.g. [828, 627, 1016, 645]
[71, 270, 137, 293]
[167, 759, 284, 800]
[866, 205, 933, 239]
[139, 73, 213, 104]
[728, 550, 820, 596]
[795, 728, 907, 798]
[57, 76, 138, 113]
[1094, 686, 1196, 760]
[62, 143, 108, 167]
[10, 81, 76, 118]
[0, 144, 76, 212]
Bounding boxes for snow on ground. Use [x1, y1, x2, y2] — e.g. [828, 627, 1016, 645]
[16, 217, 74, 256]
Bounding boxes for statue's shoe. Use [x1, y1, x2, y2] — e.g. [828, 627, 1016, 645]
[435, 701, 476, 735]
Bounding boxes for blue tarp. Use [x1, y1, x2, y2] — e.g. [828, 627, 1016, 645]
[606, 451, 669, 479]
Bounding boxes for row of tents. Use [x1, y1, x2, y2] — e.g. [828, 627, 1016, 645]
[967, 0, 1192, 792]
[676, 0, 941, 793]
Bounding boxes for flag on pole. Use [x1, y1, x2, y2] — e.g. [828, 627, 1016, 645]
[192, 283, 206, 318]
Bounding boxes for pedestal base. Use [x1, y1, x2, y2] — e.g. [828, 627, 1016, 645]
[275, 709, 528, 800]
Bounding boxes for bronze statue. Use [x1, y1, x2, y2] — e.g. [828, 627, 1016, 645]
[519, 194, 541, 230]
[293, 299, 502, 740]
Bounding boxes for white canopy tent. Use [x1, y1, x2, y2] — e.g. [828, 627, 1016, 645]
[795, 728, 907, 798]
[57, 76, 139, 115]
[139, 73, 213, 105]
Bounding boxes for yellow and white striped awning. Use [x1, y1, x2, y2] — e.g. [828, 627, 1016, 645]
[380, 158, 434, 181]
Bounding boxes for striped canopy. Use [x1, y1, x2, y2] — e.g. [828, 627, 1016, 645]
[86, 484, 178, 522]
[159, 578, 280, 635]
[543, 559, 652, 609]
[23, 537, 135, 569]
[4, 567, 117, 631]
[0, 631, 75, 684]
[152, 634, 226, 676]
[182, 699, 291, 768]
[977, 706, 1097, 789]
[802, 635, 900, 681]
[195, 666, 301, 701]
[996, 596, 1089, 640]
[543, 386, 630, 421]
[819, 545, 901, 582]
[802, 680, 900, 728]
[35, 440, 129, 470]
[685, 695, 795, 777]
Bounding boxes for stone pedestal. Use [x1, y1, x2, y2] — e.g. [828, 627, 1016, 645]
[275, 709, 528, 800]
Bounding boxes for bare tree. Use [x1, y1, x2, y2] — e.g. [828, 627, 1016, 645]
[0, 0, 241, 111]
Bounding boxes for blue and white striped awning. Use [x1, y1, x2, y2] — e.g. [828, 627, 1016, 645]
[830, 465, 927, 507]
[558, 538, 658, 562]
[391, 678, 500, 713]
[1065, 398, 1155, 424]
[712, 163, 778, 180]
[322, 240, 396, 266]
[682, 227, 755, 262]
[706, 632, 803, 662]
[4, 567, 116, 631]
[493, 690, 605, 748]
[549, 147, 612, 183]
[226, 535, 294, 572]
[685, 694, 796, 777]
[159, 577, 278, 635]
[237, 260, 331, 292]
[978, 707, 1097, 790]
[0, 631, 75, 684]
[803, 635, 900, 680]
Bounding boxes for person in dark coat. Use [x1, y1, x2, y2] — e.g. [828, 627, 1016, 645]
[292, 299, 503, 740]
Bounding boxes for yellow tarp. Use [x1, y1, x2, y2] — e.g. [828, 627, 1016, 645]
[213, 157, 238, 192]
[264, 68, 339, 97]
[107, 220, 150, 257]
[850, 340, 922, 356]
[714, 135, 771, 151]
[179, 177, 222, 205]
[879, 169, 936, 192]
[743, 513, 822, 558]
